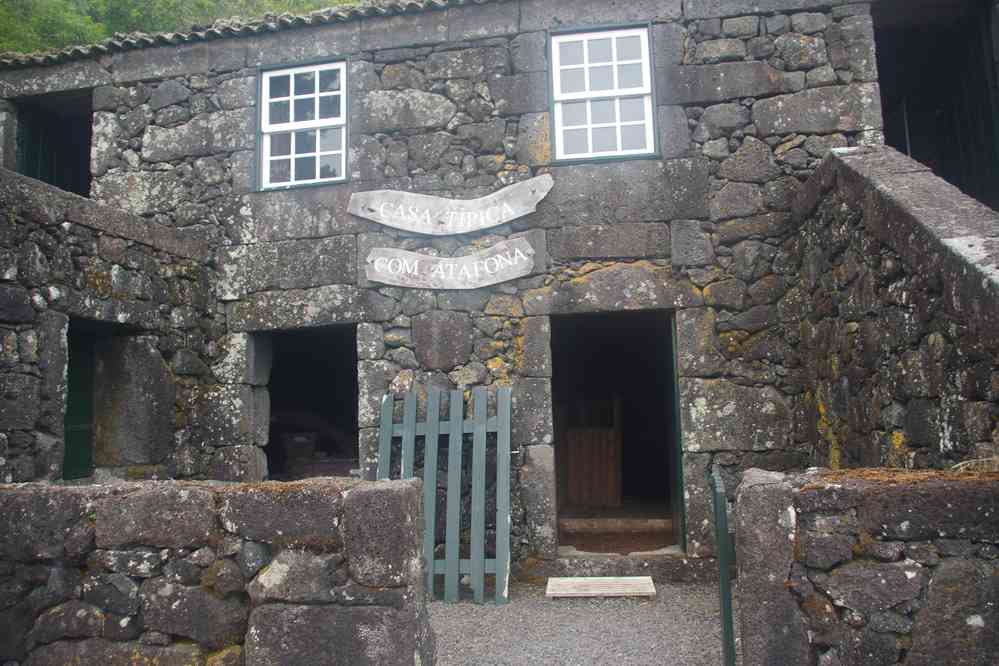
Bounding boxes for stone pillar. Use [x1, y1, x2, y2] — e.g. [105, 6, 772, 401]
[520, 444, 557, 559]
[0, 99, 17, 170]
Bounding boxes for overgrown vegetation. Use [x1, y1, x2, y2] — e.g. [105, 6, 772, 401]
[0, 0, 351, 54]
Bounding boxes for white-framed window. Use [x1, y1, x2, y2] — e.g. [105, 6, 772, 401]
[260, 61, 347, 189]
[551, 27, 656, 161]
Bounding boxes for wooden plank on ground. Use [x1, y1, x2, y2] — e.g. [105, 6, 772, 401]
[545, 576, 657, 599]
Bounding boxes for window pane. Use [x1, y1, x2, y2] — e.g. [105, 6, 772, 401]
[590, 99, 615, 124]
[592, 126, 617, 152]
[320, 127, 343, 152]
[618, 63, 643, 88]
[563, 128, 588, 155]
[271, 132, 291, 157]
[562, 101, 587, 127]
[617, 35, 642, 61]
[295, 130, 316, 154]
[295, 156, 316, 181]
[319, 95, 341, 120]
[559, 40, 584, 66]
[589, 66, 613, 91]
[294, 98, 315, 122]
[620, 97, 645, 122]
[588, 38, 612, 63]
[269, 75, 290, 99]
[320, 154, 341, 179]
[294, 71, 315, 95]
[269, 101, 290, 124]
[621, 124, 647, 151]
[319, 128, 342, 152]
[319, 69, 341, 92]
[560, 68, 586, 94]
[270, 159, 290, 183]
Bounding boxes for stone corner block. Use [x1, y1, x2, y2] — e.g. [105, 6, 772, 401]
[95, 485, 218, 549]
[343, 479, 423, 587]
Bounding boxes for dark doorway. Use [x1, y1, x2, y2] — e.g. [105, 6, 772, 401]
[266, 325, 358, 480]
[16, 90, 92, 196]
[63, 318, 138, 480]
[551, 310, 679, 554]
[874, 0, 999, 209]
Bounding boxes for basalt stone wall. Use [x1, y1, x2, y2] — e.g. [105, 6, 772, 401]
[736, 468, 999, 666]
[0, 169, 215, 484]
[0, 0, 886, 559]
[0, 478, 434, 666]
[783, 147, 999, 470]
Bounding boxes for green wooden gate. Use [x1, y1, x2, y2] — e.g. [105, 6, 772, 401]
[376, 386, 512, 604]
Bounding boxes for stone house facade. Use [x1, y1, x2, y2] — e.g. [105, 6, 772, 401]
[0, 0, 996, 571]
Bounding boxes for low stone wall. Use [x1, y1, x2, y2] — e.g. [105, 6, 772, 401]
[783, 147, 999, 469]
[736, 468, 999, 665]
[0, 477, 435, 665]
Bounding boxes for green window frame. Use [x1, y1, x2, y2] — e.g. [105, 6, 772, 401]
[259, 60, 348, 189]
[549, 26, 658, 162]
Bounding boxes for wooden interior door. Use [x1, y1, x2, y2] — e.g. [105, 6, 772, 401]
[566, 399, 622, 508]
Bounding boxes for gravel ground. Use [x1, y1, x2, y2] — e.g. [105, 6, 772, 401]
[429, 581, 737, 665]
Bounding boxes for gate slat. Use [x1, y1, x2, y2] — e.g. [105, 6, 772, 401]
[495, 387, 512, 604]
[423, 388, 441, 596]
[444, 390, 464, 602]
[401, 392, 417, 478]
[376, 394, 394, 480]
[470, 387, 487, 603]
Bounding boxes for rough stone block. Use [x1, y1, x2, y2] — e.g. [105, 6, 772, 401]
[28, 600, 104, 646]
[735, 469, 810, 665]
[515, 112, 551, 166]
[675, 308, 727, 377]
[511, 31, 548, 73]
[210, 445, 268, 482]
[218, 479, 353, 546]
[239, 183, 363, 244]
[658, 105, 691, 159]
[356, 89, 456, 133]
[91, 169, 186, 215]
[488, 71, 549, 115]
[0, 373, 40, 429]
[0, 60, 112, 98]
[343, 479, 422, 587]
[193, 384, 255, 447]
[550, 262, 702, 313]
[140, 577, 248, 650]
[207, 108, 255, 153]
[520, 444, 557, 559]
[81, 572, 139, 615]
[512, 378, 553, 447]
[671, 220, 714, 267]
[26, 639, 205, 666]
[247, 550, 340, 603]
[358, 10, 447, 50]
[245, 604, 431, 666]
[685, 0, 830, 19]
[753, 83, 882, 135]
[518, 316, 552, 378]
[448, 2, 519, 40]
[550, 223, 669, 260]
[907, 559, 999, 665]
[653, 22, 686, 68]
[696, 38, 747, 63]
[520, 0, 681, 27]
[658, 62, 803, 105]
[719, 136, 780, 183]
[0, 485, 97, 561]
[93, 336, 174, 466]
[537, 159, 709, 226]
[412, 310, 474, 371]
[425, 47, 507, 79]
[212, 332, 273, 386]
[680, 378, 791, 452]
[95, 485, 217, 549]
[244, 22, 360, 67]
[240, 237, 357, 294]
[227, 285, 398, 332]
[0, 285, 36, 323]
[819, 560, 925, 614]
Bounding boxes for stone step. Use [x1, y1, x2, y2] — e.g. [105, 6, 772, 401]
[515, 548, 718, 584]
[559, 517, 673, 533]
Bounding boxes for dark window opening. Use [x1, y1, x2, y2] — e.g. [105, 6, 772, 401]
[551, 310, 679, 554]
[63, 318, 137, 480]
[874, 0, 999, 209]
[266, 326, 358, 480]
[16, 90, 92, 196]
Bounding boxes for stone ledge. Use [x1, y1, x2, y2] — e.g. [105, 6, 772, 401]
[0, 168, 210, 262]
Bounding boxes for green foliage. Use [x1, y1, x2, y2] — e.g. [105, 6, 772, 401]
[0, 0, 349, 54]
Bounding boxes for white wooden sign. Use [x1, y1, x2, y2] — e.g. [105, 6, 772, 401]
[365, 237, 535, 290]
[348, 174, 554, 235]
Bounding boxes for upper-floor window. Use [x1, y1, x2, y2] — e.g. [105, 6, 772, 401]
[260, 61, 347, 189]
[550, 27, 656, 161]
